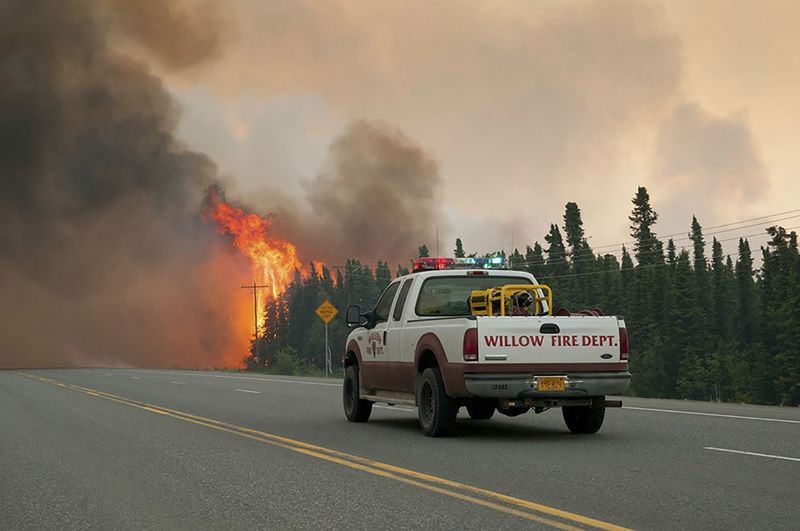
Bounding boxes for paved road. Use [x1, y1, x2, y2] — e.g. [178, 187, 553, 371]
[2, 369, 798, 530]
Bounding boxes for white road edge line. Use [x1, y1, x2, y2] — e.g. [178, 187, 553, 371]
[123, 371, 800, 423]
[131, 376, 141, 380]
[131, 370, 342, 387]
[624, 406, 800, 424]
[169, 381, 186, 385]
[234, 389, 261, 394]
[703, 447, 800, 462]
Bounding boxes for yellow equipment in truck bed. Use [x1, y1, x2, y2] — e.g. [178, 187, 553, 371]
[469, 284, 553, 317]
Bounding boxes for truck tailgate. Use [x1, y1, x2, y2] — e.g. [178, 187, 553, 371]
[477, 316, 622, 365]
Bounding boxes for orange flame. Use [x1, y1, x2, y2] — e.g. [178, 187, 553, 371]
[312, 260, 325, 278]
[205, 187, 303, 336]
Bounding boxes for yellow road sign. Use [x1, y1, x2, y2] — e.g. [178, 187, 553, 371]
[315, 299, 338, 324]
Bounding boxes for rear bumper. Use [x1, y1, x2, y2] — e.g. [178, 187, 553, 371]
[463, 371, 631, 399]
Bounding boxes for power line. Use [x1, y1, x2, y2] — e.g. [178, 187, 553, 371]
[535, 226, 799, 281]
[697, 207, 800, 231]
[508, 222, 800, 270]
[590, 207, 800, 252]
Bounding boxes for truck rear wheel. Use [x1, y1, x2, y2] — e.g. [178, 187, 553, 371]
[417, 368, 457, 437]
[343, 365, 372, 422]
[466, 400, 495, 420]
[562, 401, 605, 434]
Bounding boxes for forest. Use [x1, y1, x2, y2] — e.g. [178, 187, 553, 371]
[250, 186, 800, 406]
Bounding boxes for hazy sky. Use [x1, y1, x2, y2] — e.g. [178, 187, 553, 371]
[142, 0, 799, 264]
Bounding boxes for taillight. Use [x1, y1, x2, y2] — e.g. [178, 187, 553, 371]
[463, 328, 478, 361]
[619, 326, 629, 361]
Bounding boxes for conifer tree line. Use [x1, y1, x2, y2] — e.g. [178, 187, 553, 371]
[249, 186, 800, 406]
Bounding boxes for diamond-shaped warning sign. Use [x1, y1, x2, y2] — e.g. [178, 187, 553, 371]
[315, 299, 338, 324]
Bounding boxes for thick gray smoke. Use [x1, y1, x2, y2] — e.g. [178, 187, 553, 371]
[245, 119, 445, 269]
[102, 0, 229, 70]
[301, 119, 442, 265]
[0, 0, 246, 368]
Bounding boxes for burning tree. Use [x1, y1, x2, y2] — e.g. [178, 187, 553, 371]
[204, 186, 305, 340]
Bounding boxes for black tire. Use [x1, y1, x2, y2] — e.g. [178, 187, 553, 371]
[562, 401, 605, 434]
[417, 368, 458, 437]
[343, 365, 372, 422]
[466, 400, 495, 420]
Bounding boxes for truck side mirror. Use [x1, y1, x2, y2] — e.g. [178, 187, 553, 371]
[346, 305, 367, 329]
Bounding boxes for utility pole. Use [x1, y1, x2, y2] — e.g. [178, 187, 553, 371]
[510, 230, 514, 269]
[241, 282, 269, 367]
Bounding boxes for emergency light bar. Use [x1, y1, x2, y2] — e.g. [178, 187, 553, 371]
[413, 256, 506, 272]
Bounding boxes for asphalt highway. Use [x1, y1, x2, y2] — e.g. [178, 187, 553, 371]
[2, 369, 798, 530]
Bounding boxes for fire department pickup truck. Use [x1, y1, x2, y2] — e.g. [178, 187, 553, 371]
[342, 257, 630, 437]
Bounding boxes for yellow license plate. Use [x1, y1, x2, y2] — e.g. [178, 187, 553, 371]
[538, 377, 565, 392]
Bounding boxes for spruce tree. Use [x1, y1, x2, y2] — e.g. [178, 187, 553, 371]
[735, 238, 757, 344]
[544, 224, 568, 282]
[561, 202, 596, 307]
[666, 238, 676, 268]
[710, 238, 727, 338]
[375, 261, 391, 293]
[619, 246, 634, 316]
[510, 248, 524, 270]
[563, 202, 585, 259]
[690, 216, 707, 274]
[454, 238, 465, 258]
[525, 242, 546, 280]
[418, 244, 430, 257]
[629, 186, 660, 266]
[689, 217, 711, 323]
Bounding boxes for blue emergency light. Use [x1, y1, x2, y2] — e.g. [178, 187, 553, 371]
[413, 256, 506, 271]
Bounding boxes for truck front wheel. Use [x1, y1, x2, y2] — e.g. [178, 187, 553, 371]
[417, 368, 458, 437]
[562, 401, 605, 434]
[343, 365, 372, 422]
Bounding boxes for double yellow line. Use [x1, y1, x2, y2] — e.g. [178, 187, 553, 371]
[17, 372, 631, 531]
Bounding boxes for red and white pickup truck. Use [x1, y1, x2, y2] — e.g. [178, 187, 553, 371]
[342, 259, 630, 437]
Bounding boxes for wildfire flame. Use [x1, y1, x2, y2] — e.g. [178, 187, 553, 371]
[204, 186, 304, 337]
[312, 260, 325, 279]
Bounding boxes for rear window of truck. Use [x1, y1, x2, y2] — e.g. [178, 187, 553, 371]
[415, 275, 531, 316]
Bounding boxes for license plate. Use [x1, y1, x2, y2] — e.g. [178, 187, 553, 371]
[537, 376, 565, 392]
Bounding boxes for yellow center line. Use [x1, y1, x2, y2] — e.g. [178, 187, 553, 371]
[15, 371, 632, 531]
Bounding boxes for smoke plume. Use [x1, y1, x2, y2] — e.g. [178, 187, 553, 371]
[300, 120, 442, 265]
[101, 0, 229, 70]
[652, 102, 768, 221]
[0, 0, 245, 368]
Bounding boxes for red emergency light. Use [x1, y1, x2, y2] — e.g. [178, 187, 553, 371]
[413, 257, 455, 271]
